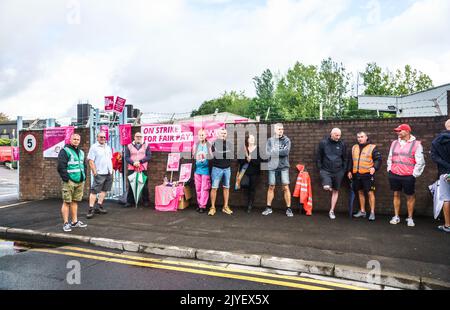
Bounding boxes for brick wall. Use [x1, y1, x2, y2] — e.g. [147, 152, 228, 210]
[19, 128, 91, 201]
[19, 117, 445, 216]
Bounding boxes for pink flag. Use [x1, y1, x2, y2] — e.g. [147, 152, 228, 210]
[104, 96, 114, 111]
[12, 147, 20, 161]
[114, 96, 127, 113]
[100, 125, 109, 141]
[119, 124, 132, 146]
[64, 126, 75, 144]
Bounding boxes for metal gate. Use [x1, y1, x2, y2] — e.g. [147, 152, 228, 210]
[89, 107, 126, 201]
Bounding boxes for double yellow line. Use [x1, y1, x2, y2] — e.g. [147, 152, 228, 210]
[11, 242, 368, 290]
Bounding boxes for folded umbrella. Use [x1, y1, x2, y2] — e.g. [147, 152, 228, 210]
[348, 179, 355, 218]
[127, 166, 148, 208]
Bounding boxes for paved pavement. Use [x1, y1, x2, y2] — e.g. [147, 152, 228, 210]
[0, 166, 18, 203]
[0, 239, 373, 290]
[0, 198, 448, 285]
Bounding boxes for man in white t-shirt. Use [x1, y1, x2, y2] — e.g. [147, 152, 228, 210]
[86, 131, 113, 219]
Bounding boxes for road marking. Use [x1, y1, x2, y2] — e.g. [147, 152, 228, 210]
[0, 201, 31, 209]
[29, 247, 331, 290]
[60, 245, 367, 290]
[7, 241, 369, 290]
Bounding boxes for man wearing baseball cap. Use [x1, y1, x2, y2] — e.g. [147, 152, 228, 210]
[387, 124, 425, 227]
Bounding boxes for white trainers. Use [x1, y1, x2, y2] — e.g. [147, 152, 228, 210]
[389, 216, 400, 225]
[406, 217, 415, 227]
[329, 210, 336, 220]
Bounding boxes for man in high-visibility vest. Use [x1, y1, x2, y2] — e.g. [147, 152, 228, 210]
[387, 124, 425, 227]
[124, 131, 152, 207]
[57, 133, 88, 232]
[347, 132, 382, 221]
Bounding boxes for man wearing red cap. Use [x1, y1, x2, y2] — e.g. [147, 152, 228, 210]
[387, 124, 425, 227]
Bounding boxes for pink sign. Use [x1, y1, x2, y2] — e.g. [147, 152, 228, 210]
[178, 163, 192, 183]
[43, 126, 75, 158]
[141, 121, 224, 152]
[104, 96, 114, 111]
[167, 153, 181, 172]
[12, 147, 19, 161]
[119, 124, 132, 146]
[114, 96, 127, 113]
[100, 125, 109, 141]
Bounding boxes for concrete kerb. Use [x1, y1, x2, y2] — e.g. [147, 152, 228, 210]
[140, 243, 196, 259]
[196, 249, 261, 266]
[261, 256, 334, 276]
[420, 277, 450, 290]
[333, 264, 421, 290]
[5, 228, 48, 243]
[1, 226, 448, 290]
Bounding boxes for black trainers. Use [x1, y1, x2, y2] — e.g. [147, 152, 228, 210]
[95, 204, 108, 214]
[86, 208, 95, 219]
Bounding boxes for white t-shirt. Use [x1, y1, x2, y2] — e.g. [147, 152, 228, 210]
[87, 142, 113, 174]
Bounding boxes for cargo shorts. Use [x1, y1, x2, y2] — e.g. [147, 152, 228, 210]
[62, 180, 85, 203]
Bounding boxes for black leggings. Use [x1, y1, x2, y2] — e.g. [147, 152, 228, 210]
[246, 174, 259, 206]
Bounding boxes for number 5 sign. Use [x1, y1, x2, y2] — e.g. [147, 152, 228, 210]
[23, 133, 38, 153]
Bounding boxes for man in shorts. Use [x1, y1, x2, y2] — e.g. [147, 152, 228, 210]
[316, 128, 348, 220]
[262, 123, 293, 217]
[209, 128, 234, 216]
[347, 131, 382, 221]
[57, 133, 88, 232]
[86, 131, 113, 219]
[387, 124, 425, 227]
[431, 119, 450, 233]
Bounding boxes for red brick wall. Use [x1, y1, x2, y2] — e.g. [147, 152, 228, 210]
[19, 117, 445, 216]
[19, 128, 91, 200]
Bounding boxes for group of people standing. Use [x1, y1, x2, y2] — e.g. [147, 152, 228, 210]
[56, 120, 450, 234]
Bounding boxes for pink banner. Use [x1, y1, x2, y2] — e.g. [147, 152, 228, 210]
[100, 125, 109, 141]
[114, 96, 126, 113]
[43, 126, 75, 158]
[104, 96, 114, 111]
[119, 124, 132, 146]
[141, 121, 224, 152]
[12, 146, 19, 161]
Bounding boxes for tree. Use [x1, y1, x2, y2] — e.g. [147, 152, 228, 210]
[361, 63, 395, 96]
[275, 62, 320, 120]
[0, 113, 9, 122]
[394, 65, 434, 96]
[248, 69, 283, 121]
[318, 58, 351, 118]
[362, 63, 433, 96]
[190, 91, 252, 118]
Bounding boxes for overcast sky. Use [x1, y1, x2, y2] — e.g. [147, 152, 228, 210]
[0, 0, 449, 122]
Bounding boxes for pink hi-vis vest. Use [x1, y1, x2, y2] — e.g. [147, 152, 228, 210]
[390, 139, 420, 176]
[127, 143, 149, 171]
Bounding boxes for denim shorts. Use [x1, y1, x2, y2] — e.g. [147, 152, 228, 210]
[211, 167, 231, 189]
[268, 169, 290, 186]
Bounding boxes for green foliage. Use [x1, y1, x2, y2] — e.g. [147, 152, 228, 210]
[0, 113, 10, 122]
[362, 63, 434, 96]
[0, 138, 11, 146]
[191, 60, 434, 121]
[191, 91, 252, 118]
